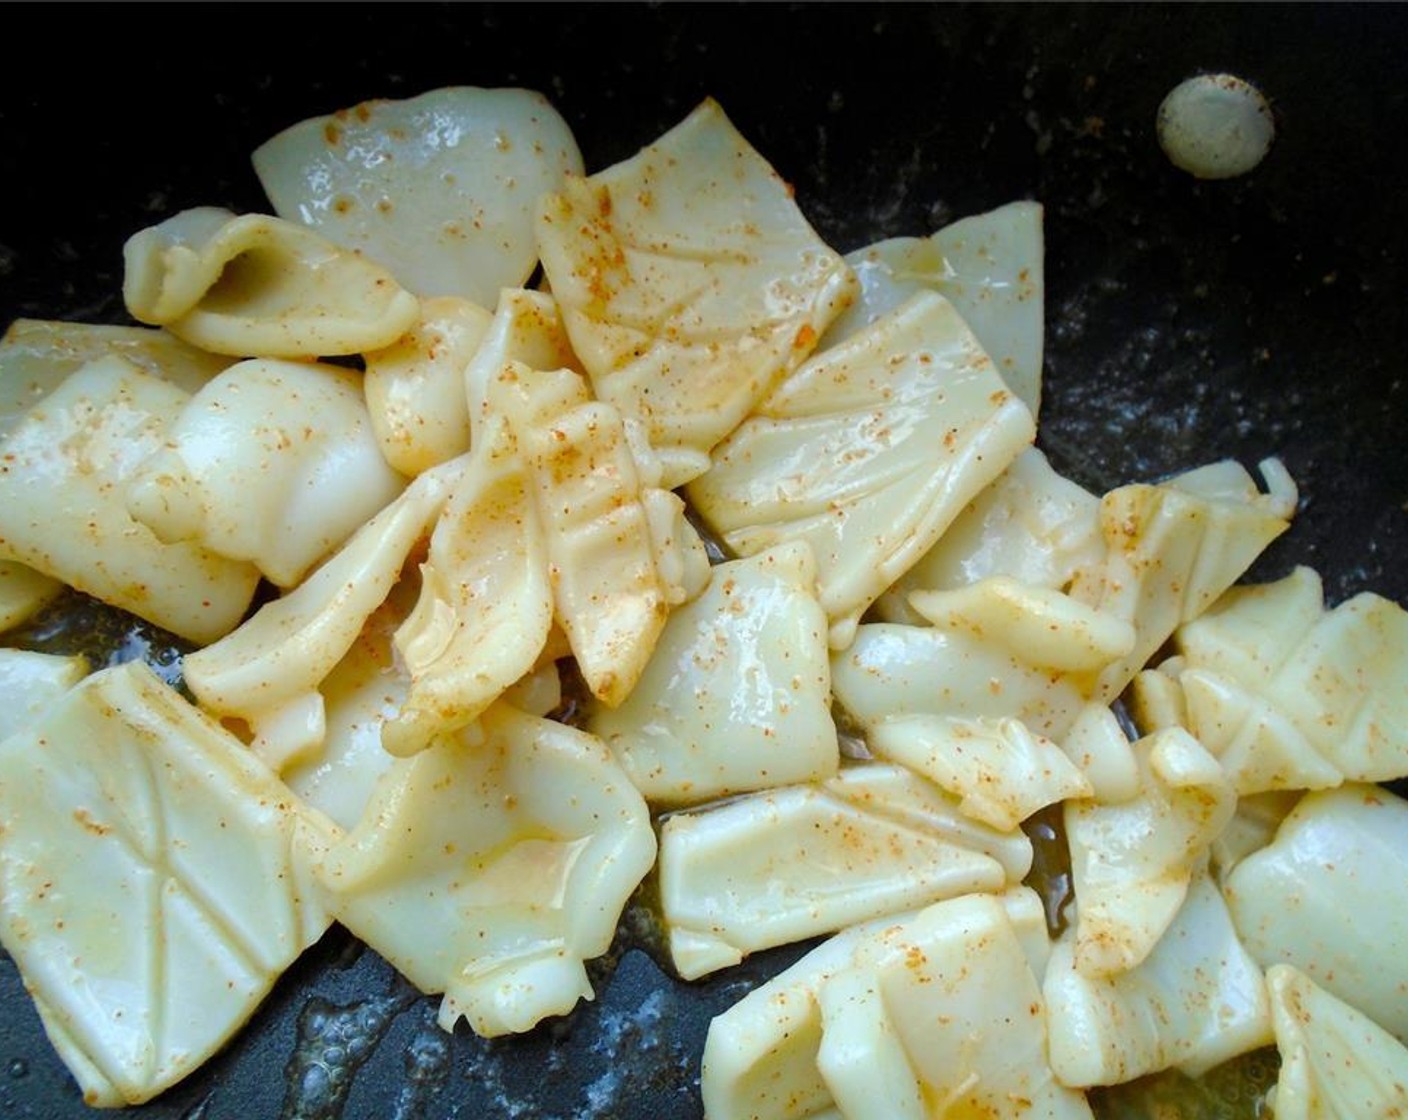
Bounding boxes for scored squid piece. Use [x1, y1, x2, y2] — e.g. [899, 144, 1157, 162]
[872, 447, 1104, 626]
[463, 288, 584, 448]
[1063, 726, 1236, 979]
[489, 361, 677, 707]
[1044, 862, 1272, 1087]
[658, 763, 1032, 979]
[1174, 564, 1408, 792]
[0, 661, 339, 1107]
[1070, 457, 1298, 704]
[690, 290, 1037, 650]
[1264, 964, 1408, 1119]
[536, 97, 856, 488]
[380, 413, 553, 758]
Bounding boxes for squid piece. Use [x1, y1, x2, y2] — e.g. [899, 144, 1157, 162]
[181, 457, 462, 769]
[381, 413, 553, 757]
[314, 702, 656, 1038]
[536, 98, 856, 487]
[1223, 783, 1408, 1044]
[818, 894, 1089, 1120]
[490, 362, 672, 707]
[659, 762, 1032, 979]
[1176, 565, 1408, 790]
[909, 578, 1136, 675]
[701, 889, 1090, 1120]
[1265, 965, 1408, 1120]
[122, 207, 419, 357]
[0, 319, 238, 630]
[126, 358, 406, 589]
[833, 621, 1089, 744]
[1064, 727, 1235, 978]
[0, 356, 261, 644]
[824, 200, 1046, 415]
[1070, 457, 1296, 705]
[363, 296, 493, 476]
[0, 662, 337, 1107]
[254, 87, 584, 307]
[873, 447, 1103, 625]
[588, 541, 836, 805]
[1044, 863, 1272, 1087]
[832, 579, 1141, 826]
[866, 714, 1092, 832]
[1178, 669, 1342, 795]
[690, 290, 1036, 649]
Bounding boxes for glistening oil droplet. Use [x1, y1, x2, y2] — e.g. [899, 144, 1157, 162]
[280, 990, 415, 1120]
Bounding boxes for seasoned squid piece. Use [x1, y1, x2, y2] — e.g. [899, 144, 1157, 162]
[1063, 726, 1235, 979]
[1223, 783, 1408, 1045]
[1071, 457, 1297, 704]
[831, 579, 1133, 828]
[1264, 965, 1408, 1120]
[463, 288, 584, 446]
[659, 763, 1032, 979]
[126, 358, 406, 589]
[363, 296, 493, 476]
[381, 413, 553, 757]
[254, 87, 584, 307]
[588, 541, 836, 805]
[690, 290, 1036, 650]
[122, 207, 419, 358]
[489, 361, 675, 707]
[314, 702, 655, 1039]
[1044, 862, 1272, 1087]
[0, 662, 338, 1107]
[0, 317, 241, 625]
[701, 889, 1090, 1120]
[1174, 564, 1408, 791]
[824, 200, 1046, 416]
[873, 447, 1104, 625]
[536, 98, 856, 488]
[0, 317, 234, 422]
[0, 355, 261, 644]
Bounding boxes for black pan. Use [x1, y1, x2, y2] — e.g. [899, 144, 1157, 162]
[2, 5, 1405, 1118]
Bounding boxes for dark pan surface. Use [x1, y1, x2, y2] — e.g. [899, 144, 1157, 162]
[1, 5, 1405, 1118]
